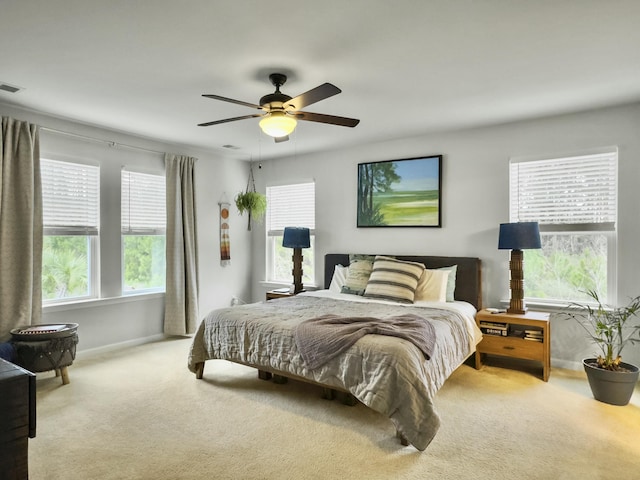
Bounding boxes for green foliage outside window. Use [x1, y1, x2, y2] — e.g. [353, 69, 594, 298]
[123, 235, 166, 292]
[273, 235, 314, 285]
[525, 233, 607, 303]
[42, 236, 90, 300]
[42, 234, 166, 301]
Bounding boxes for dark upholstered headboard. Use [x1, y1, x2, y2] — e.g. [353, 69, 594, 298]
[324, 254, 482, 310]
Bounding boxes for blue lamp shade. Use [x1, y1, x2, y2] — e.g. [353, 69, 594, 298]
[498, 222, 541, 250]
[282, 227, 310, 249]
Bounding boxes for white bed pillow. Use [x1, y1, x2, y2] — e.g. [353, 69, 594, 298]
[440, 265, 458, 302]
[414, 268, 449, 302]
[329, 264, 348, 293]
[363, 256, 425, 304]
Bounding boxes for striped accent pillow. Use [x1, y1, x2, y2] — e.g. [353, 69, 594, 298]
[363, 256, 425, 303]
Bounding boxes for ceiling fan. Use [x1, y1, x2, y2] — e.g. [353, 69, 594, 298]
[198, 73, 360, 143]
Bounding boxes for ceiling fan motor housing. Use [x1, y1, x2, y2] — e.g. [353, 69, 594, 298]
[259, 92, 292, 109]
[260, 73, 291, 109]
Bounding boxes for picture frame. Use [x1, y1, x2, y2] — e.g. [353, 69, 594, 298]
[357, 154, 442, 228]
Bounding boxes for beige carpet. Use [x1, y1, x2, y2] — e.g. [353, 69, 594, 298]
[29, 338, 640, 480]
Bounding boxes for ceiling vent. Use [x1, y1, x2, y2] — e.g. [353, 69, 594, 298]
[0, 83, 23, 93]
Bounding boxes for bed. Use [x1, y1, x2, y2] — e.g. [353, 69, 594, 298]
[188, 254, 482, 450]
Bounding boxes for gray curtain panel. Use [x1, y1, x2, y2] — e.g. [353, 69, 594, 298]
[0, 117, 43, 341]
[164, 153, 199, 335]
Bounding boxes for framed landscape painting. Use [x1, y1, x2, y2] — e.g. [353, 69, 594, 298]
[357, 155, 442, 227]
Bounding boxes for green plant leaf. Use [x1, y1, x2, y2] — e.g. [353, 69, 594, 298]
[235, 191, 267, 230]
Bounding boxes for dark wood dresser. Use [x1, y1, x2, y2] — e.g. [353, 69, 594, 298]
[0, 358, 36, 480]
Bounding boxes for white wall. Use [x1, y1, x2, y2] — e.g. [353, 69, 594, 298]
[251, 102, 640, 370]
[1, 103, 251, 353]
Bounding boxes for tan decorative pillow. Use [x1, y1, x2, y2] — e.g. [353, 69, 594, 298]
[363, 256, 425, 303]
[415, 268, 450, 302]
[340, 258, 374, 295]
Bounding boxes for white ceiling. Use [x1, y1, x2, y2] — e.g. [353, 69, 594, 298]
[2, 1, 640, 161]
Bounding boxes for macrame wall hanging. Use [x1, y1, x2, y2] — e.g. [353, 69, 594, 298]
[219, 195, 231, 266]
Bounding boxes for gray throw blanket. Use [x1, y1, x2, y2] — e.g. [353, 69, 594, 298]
[294, 313, 436, 369]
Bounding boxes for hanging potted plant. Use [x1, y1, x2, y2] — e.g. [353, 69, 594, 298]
[235, 163, 266, 231]
[562, 289, 640, 405]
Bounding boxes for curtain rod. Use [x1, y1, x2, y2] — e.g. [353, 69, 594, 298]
[40, 126, 165, 156]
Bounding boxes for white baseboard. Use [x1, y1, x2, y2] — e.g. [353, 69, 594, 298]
[551, 358, 584, 371]
[75, 333, 167, 360]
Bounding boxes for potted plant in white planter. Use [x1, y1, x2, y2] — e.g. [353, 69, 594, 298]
[562, 289, 640, 405]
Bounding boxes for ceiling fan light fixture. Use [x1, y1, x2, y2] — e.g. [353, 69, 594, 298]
[259, 111, 297, 137]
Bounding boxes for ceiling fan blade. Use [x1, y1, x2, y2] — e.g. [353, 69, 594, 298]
[294, 111, 360, 127]
[283, 83, 341, 110]
[202, 94, 263, 110]
[197, 114, 263, 127]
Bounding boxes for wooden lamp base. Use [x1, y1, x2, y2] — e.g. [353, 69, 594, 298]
[291, 248, 304, 294]
[507, 249, 527, 314]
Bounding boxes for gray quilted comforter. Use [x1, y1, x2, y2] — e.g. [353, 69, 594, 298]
[188, 291, 479, 450]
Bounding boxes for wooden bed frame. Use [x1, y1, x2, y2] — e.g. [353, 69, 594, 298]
[194, 253, 482, 446]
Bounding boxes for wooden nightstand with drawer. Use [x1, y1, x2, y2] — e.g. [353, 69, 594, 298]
[474, 309, 551, 381]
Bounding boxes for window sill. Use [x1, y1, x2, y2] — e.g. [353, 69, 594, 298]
[259, 280, 319, 290]
[499, 299, 568, 314]
[43, 292, 164, 313]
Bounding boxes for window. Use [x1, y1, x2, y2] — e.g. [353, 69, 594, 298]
[266, 182, 315, 285]
[41, 159, 100, 303]
[509, 150, 617, 304]
[121, 169, 166, 294]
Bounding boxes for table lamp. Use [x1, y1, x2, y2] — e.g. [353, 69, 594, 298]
[498, 222, 541, 314]
[282, 227, 310, 294]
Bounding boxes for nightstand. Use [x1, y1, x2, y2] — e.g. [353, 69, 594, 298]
[265, 290, 295, 301]
[474, 309, 551, 381]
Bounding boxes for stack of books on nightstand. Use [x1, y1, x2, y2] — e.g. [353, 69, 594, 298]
[508, 326, 526, 339]
[478, 320, 508, 336]
[524, 328, 544, 342]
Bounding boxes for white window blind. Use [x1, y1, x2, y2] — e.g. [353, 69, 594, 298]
[509, 152, 617, 232]
[266, 182, 315, 234]
[41, 158, 100, 235]
[121, 169, 166, 234]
